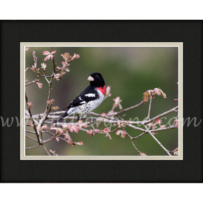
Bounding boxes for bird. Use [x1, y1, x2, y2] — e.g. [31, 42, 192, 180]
[53, 72, 105, 124]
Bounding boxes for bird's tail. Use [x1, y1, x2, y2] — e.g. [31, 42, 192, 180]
[53, 112, 69, 124]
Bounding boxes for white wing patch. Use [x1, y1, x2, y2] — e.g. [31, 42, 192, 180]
[85, 93, 95, 97]
[80, 101, 86, 104]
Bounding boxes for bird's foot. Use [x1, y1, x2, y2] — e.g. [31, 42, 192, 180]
[76, 114, 80, 122]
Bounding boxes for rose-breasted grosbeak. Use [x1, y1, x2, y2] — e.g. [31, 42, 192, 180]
[53, 72, 105, 123]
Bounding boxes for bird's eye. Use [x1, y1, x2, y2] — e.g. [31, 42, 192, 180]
[95, 75, 98, 78]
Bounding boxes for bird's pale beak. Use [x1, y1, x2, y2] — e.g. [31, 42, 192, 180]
[87, 76, 94, 81]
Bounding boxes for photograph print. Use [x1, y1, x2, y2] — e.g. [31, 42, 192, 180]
[21, 42, 183, 160]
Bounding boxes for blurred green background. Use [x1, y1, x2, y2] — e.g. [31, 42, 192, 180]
[25, 47, 178, 156]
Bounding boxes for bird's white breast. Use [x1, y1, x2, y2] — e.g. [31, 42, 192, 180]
[67, 88, 104, 115]
[87, 88, 104, 112]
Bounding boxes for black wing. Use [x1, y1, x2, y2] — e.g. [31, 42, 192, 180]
[62, 85, 98, 110]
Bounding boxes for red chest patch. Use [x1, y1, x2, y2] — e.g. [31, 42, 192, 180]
[97, 85, 105, 95]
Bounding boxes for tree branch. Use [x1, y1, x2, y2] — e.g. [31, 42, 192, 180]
[36, 60, 54, 138]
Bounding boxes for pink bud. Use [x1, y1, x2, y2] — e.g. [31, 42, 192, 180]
[87, 129, 94, 136]
[30, 66, 39, 73]
[77, 120, 88, 128]
[27, 102, 33, 109]
[51, 106, 59, 110]
[174, 120, 178, 128]
[53, 73, 61, 80]
[116, 130, 127, 138]
[47, 99, 54, 105]
[61, 61, 70, 67]
[103, 127, 110, 133]
[50, 127, 63, 135]
[63, 132, 72, 143]
[49, 149, 58, 156]
[154, 88, 167, 99]
[72, 53, 80, 60]
[43, 51, 50, 55]
[61, 53, 71, 61]
[36, 82, 43, 89]
[154, 88, 161, 95]
[74, 141, 83, 146]
[41, 63, 47, 70]
[101, 113, 108, 117]
[138, 152, 147, 156]
[155, 118, 162, 125]
[113, 97, 122, 109]
[43, 50, 56, 61]
[41, 125, 49, 130]
[106, 86, 111, 97]
[159, 125, 166, 129]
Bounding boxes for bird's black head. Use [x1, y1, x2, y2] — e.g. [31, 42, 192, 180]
[87, 72, 105, 87]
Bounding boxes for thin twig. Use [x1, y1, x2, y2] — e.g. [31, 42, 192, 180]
[118, 115, 141, 154]
[26, 130, 36, 134]
[144, 125, 172, 156]
[146, 95, 152, 120]
[26, 80, 37, 86]
[132, 132, 146, 140]
[25, 93, 41, 144]
[122, 127, 141, 154]
[26, 79, 40, 87]
[43, 145, 51, 156]
[42, 130, 58, 143]
[127, 124, 146, 132]
[108, 100, 145, 116]
[52, 47, 56, 73]
[38, 74, 52, 78]
[90, 112, 115, 120]
[26, 134, 38, 142]
[144, 106, 178, 125]
[45, 77, 50, 83]
[151, 126, 177, 132]
[43, 129, 71, 144]
[26, 144, 40, 150]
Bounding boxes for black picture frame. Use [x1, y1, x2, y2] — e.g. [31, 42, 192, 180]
[0, 20, 202, 182]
